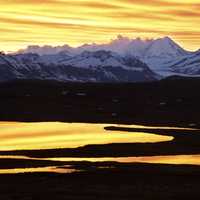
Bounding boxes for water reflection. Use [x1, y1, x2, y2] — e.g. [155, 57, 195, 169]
[0, 154, 200, 175]
[0, 165, 76, 174]
[45, 155, 200, 165]
[115, 124, 196, 130]
[0, 122, 173, 151]
[1, 155, 200, 166]
[0, 122, 198, 174]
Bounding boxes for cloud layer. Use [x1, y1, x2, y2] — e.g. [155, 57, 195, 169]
[0, 0, 200, 51]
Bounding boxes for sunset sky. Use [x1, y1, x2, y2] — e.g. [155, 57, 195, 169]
[0, 0, 200, 52]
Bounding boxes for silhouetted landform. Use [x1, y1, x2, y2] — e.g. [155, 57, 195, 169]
[0, 163, 200, 199]
[1, 77, 200, 199]
[0, 77, 200, 127]
[0, 158, 68, 169]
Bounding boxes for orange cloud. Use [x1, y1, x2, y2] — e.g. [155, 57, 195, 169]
[0, 0, 56, 4]
[164, 10, 200, 18]
[0, 0, 200, 51]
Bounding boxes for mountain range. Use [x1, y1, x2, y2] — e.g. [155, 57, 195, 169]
[0, 36, 200, 82]
[0, 50, 158, 82]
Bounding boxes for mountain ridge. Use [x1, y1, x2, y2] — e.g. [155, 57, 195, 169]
[0, 50, 158, 82]
[16, 36, 192, 57]
[2, 36, 200, 79]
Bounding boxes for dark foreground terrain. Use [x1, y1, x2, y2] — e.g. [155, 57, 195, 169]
[1, 163, 200, 200]
[1, 77, 200, 199]
[0, 77, 200, 127]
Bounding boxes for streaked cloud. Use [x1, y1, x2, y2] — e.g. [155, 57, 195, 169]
[0, 0, 200, 51]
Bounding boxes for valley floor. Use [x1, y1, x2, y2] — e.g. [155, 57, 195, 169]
[0, 78, 200, 127]
[0, 78, 200, 199]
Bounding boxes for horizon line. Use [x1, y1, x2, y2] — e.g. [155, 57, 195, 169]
[3, 35, 199, 54]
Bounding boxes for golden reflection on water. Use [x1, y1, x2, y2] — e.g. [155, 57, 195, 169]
[1, 155, 200, 166]
[0, 122, 174, 151]
[0, 166, 75, 174]
[44, 155, 200, 165]
[116, 124, 196, 130]
[0, 155, 200, 174]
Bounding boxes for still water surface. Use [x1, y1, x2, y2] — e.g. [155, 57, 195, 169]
[0, 122, 198, 174]
[0, 155, 200, 174]
[0, 122, 173, 151]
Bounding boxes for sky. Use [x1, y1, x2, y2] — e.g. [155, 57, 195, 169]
[0, 0, 200, 52]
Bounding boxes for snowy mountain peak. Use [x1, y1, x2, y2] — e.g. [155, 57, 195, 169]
[162, 36, 173, 42]
[16, 35, 189, 58]
[144, 36, 188, 59]
[77, 36, 189, 61]
[12, 35, 200, 78]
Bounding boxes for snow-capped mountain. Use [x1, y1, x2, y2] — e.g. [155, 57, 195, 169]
[143, 37, 188, 58]
[17, 35, 197, 77]
[105, 36, 190, 76]
[18, 36, 189, 59]
[0, 51, 158, 82]
[64, 50, 148, 71]
[167, 50, 200, 75]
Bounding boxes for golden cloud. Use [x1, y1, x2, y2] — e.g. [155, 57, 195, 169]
[0, 0, 200, 51]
